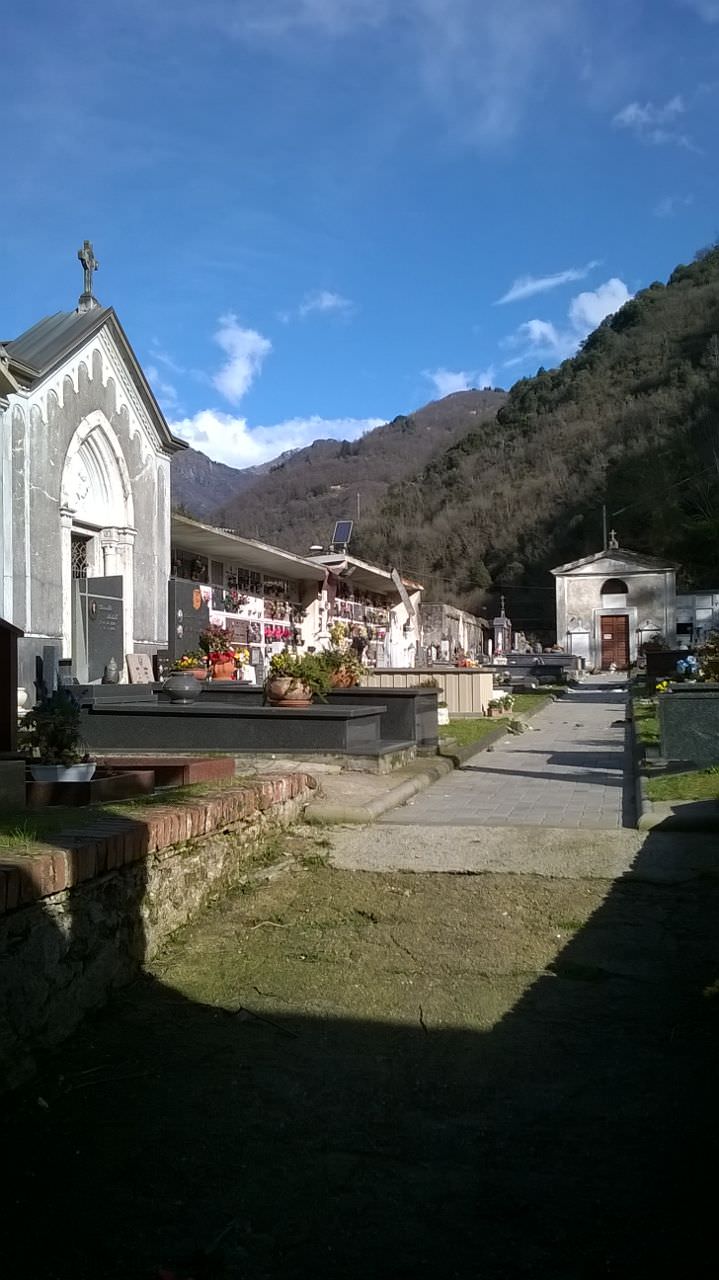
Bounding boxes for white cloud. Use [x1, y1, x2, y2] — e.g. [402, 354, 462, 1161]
[504, 277, 632, 368]
[425, 365, 495, 397]
[568, 278, 631, 331]
[496, 261, 599, 304]
[653, 193, 694, 218]
[212, 313, 272, 404]
[169, 409, 384, 468]
[613, 95, 696, 149]
[298, 289, 355, 318]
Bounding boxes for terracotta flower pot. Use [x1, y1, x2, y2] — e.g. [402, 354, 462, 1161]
[266, 676, 313, 707]
[189, 666, 208, 681]
[211, 660, 235, 681]
[329, 668, 357, 688]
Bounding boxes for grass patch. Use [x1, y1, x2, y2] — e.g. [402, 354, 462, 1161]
[645, 768, 719, 802]
[446, 693, 552, 748]
[445, 718, 502, 747]
[0, 776, 289, 857]
[0, 806, 108, 850]
[632, 698, 659, 746]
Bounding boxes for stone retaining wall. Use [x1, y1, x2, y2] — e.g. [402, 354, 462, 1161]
[0, 775, 313, 1092]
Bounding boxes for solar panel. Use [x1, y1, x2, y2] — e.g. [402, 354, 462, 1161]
[331, 520, 353, 548]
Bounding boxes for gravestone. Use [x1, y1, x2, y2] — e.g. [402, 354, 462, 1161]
[0, 616, 27, 809]
[168, 579, 210, 661]
[645, 649, 695, 690]
[659, 687, 719, 766]
[74, 576, 124, 683]
[42, 644, 60, 695]
[126, 653, 155, 684]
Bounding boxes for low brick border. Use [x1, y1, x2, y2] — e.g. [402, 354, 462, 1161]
[0, 774, 314, 916]
[0, 774, 316, 1093]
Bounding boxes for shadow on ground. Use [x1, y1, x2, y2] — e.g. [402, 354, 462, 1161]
[3, 825, 718, 1279]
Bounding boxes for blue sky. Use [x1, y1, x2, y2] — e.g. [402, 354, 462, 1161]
[2, 0, 718, 466]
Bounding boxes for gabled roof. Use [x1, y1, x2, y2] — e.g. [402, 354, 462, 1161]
[551, 547, 678, 575]
[2, 306, 187, 455]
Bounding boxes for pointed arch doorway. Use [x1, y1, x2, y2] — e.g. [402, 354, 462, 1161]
[60, 415, 136, 680]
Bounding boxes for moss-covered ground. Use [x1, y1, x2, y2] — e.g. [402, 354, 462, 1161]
[5, 831, 719, 1278]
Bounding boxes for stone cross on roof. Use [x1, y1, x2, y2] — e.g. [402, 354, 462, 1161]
[608, 529, 619, 550]
[77, 240, 99, 311]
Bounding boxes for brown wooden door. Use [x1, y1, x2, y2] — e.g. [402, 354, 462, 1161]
[600, 614, 629, 669]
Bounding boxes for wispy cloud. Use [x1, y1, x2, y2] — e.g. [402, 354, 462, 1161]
[497, 261, 600, 305]
[203, 0, 584, 147]
[170, 409, 384, 467]
[298, 289, 355, 319]
[613, 95, 697, 150]
[278, 289, 355, 324]
[503, 277, 632, 368]
[653, 193, 694, 218]
[212, 314, 272, 404]
[146, 363, 181, 414]
[424, 366, 496, 397]
[681, 0, 719, 20]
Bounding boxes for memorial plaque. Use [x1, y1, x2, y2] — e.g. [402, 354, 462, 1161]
[75, 577, 124, 683]
[226, 619, 249, 645]
[168, 578, 210, 660]
[126, 653, 155, 683]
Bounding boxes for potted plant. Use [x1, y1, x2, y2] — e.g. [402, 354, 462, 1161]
[321, 647, 364, 688]
[265, 652, 332, 707]
[487, 698, 507, 719]
[172, 650, 208, 680]
[199, 625, 236, 680]
[323, 622, 364, 687]
[19, 689, 96, 781]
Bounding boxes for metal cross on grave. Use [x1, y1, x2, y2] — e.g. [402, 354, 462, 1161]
[77, 240, 99, 307]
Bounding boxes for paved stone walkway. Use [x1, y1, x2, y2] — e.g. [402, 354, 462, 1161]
[382, 679, 632, 829]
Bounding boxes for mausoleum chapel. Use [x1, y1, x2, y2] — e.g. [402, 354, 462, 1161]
[552, 535, 677, 671]
[0, 244, 424, 692]
[0, 242, 186, 691]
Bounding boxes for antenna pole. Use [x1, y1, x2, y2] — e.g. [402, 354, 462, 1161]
[356, 491, 361, 521]
[602, 504, 608, 549]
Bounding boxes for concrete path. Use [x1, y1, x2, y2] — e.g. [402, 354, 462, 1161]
[329, 822, 719, 881]
[381, 679, 633, 829]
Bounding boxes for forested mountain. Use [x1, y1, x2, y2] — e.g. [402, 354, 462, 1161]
[354, 246, 719, 633]
[208, 390, 506, 550]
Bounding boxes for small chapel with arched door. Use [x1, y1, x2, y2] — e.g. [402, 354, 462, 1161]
[0, 242, 186, 692]
[551, 535, 677, 671]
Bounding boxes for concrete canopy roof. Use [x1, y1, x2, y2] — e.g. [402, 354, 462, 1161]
[171, 515, 326, 582]
[551, 547, 678, 576]
[309, 553, 423, 595]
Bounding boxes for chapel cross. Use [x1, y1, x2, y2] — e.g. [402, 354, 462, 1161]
[77, 240, 99, 305]
[608, 528, 619, 549]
